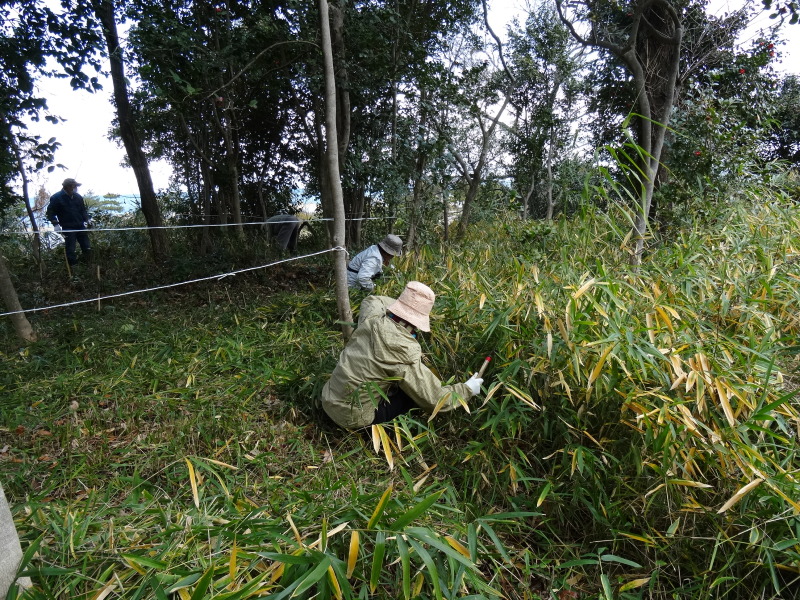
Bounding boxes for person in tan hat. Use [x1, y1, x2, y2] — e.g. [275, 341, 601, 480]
[46, 178, 92, 268]
[346, 234, 403, 292]
[320, 281, 483, 429]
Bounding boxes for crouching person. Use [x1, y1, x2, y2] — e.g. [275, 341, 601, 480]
[320, 281, 483, 429]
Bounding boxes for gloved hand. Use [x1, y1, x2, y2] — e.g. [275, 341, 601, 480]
[85, 220, 93, 228]
[464, 373, 483, 397]
[53, 224, 62, 232]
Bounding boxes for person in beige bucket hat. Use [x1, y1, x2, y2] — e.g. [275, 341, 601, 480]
[346, 234, 403, 292]
[320, 281, 483, 429]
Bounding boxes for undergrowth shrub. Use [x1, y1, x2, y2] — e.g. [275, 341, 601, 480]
[1, 191, 798, 599]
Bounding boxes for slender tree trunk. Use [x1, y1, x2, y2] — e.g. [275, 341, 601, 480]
[545, 125, 556, 221]
[0, 252, 36, 343]
[11, 139, 41, 264]
[320, 0, 353, 341]
[91, 0, 169, 262]
[456, 95, 509, 237]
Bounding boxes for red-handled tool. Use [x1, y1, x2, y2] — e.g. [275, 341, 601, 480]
[477, 356, 491, 378]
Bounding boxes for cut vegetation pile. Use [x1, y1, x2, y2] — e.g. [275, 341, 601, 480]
[1, 194, 799, 599]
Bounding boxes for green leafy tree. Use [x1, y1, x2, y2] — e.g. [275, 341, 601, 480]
[556, 0, 683, 264]
[503, 2, 584, 221]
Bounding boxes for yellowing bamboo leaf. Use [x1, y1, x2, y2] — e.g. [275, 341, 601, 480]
[620, 578, 651, 592]
[286, 513, 303, 545]
[504, 383, 540, 410]
[429, 392, 451, 421]
[718, 478, 764, 513]
[534, 292, 545, 317]
[309, 521, 349, 549]
[670, 373, 687, 391]
[203, 457, 238, 470]
[377, 425, 394, 470]
[270, 562, 285, 583]
[122, 556, 146, 575]
[619, 532, 654, 546]
[546, 332, 553, 358]
[229, 542, 237, 581]
[715, 378, 736, 427]
[445, 536, 471, 559]
[178, 589, 191, 600]
[92, 580, 116, 600]
[185, 458, 200, 509]
[572, 278, 596, 300]
[667, 479, 713, 489]
[479, 293, 487, 309]
[655, 306, 674, 334]
[367, 484, 393, 529]
[328, 565, 343, 600]
[371, 425, 381, 455]
[412, 572, 424, 596]
[588, 344, 615, 387]
[646, 312, 656, 346]
[346, 530, 360, 578]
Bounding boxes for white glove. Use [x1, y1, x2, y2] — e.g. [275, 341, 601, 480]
[464, 373, 483, 396]
[53, 224, 62, 232]
[85, 220, 93, 228]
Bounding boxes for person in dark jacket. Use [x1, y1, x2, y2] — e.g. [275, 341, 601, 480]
[46, 178, 92, 267]
[266, 214, 309, 255]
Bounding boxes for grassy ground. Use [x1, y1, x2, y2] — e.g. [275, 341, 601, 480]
[2, 198, 800, 599]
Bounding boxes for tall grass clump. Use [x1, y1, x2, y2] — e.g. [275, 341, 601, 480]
[1, 188, 799, 599]
[398, 192, 800, 598]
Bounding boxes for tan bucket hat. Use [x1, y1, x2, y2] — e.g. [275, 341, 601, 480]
[388, 281, 434, 332]
[377, 234, 403, 256]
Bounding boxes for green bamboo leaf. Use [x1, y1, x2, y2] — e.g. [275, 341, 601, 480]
[476, 521, 511, 564]
[151, 580, 169, 600]
[370, 531, 386, 592]
[396, 534, 411, 600]
[556, 558, 599, 568]
[407, 536, 442, 600]
[601, 573, 613, 599]
[167, 572, 202, 593]
[256, 552, 317, 565]
[190, 567, 215, 600]
[601, 554, 642, 568]
[122, 553, 168, 570]
[406, 527, 474, 569]
[293, 556, 332, 597]
[389, 489, 444, 531]
[214, 572, 271, 600]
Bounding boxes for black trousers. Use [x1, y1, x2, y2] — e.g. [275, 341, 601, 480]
[372, 386, 418, 424]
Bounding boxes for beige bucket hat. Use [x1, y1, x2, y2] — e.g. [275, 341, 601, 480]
[377, 234, 403, 256]
[388, 281, 434, 332]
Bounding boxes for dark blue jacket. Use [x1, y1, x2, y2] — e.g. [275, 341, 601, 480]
[46, 190, 89, 229]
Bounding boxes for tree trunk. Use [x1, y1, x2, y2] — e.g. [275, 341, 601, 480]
[456, 95, 509, 237]
[545, 124, 556, 221]
[0, 252, 36, 343]
[320, 0, 353, 341]
[11, 139, 41, 265]
[91, 0, 170, 262]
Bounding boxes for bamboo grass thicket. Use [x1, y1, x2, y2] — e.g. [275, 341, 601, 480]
[1, 191, 799, 598]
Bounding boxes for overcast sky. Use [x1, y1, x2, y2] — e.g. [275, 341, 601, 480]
[18, 0, 800, 200]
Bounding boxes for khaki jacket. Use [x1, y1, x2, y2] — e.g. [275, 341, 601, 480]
[321, 296, 472, 429]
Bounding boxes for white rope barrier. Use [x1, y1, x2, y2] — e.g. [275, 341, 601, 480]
[0, 215, 396, 235]
[0, 247, 346, 318]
